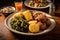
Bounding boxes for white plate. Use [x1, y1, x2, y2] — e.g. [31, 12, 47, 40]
[24, 0, 51, 9]
[5, 11, 56, 35]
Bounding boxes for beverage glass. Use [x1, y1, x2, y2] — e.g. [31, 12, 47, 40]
[15, 2, 23, 11]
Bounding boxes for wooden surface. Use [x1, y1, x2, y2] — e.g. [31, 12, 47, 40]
[0, 3, 60, 40]
[0, 13, 16, 40]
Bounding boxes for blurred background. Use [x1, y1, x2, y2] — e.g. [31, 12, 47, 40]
[0, 0, 60, 16]
[0, 0, 60, 7]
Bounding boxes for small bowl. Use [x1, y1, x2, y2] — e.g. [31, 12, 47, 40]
[5, 11, 56, 35]
[0, 6, 15, 17]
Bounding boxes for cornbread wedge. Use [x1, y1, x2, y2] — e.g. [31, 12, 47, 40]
[28, 20, 37, 24]
[29, 23, 40, 33]
[23, 10, 33, 21]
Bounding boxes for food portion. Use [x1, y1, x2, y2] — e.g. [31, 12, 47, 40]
[10, 15, 29, 32]
[10, 10, 51, 33]
[29, 23, 40, 33]
[23, 10, 33, 21]
[13, 12, 23, 19]
[0, 6, 15, 13]
[27, 0, 48, 7]
[28, 20, 37, 24]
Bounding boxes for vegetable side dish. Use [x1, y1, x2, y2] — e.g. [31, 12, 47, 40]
[10, 10, 51, 33]
[27, 0, 48, 7]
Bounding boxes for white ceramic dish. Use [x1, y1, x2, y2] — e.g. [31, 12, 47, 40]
[0, 6, 15, 13]
[24, 0, 51, 9]
[5, 11, 56, 35]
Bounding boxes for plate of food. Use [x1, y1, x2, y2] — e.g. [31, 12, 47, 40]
[0, 6, 15, 16]
[0, 6, 15, 13]
[24, 0, 51, 9]
[5, 10, 55, 35]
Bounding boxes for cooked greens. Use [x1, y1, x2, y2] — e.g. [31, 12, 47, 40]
[10, 17, 29, 32]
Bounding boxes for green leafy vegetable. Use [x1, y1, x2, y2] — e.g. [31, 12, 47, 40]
[10, 17, 29, 32]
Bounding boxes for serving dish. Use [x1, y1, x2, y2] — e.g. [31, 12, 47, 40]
[0, 6, 15, 16]
[24, 0, 51, 9]
[0, 6, 15, 13]
[5, 10, 56, 35]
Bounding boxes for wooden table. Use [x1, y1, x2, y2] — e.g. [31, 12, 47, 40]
[0, 4, 60, 40]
